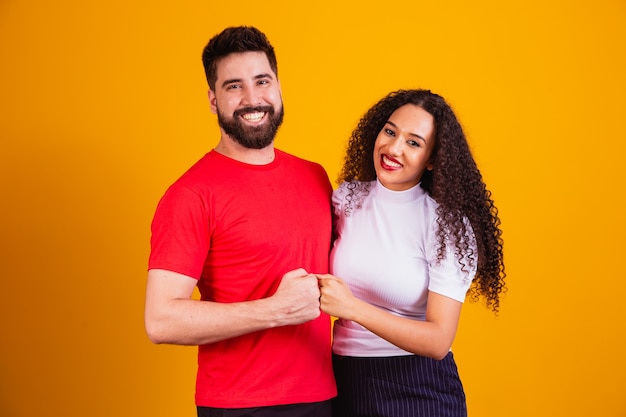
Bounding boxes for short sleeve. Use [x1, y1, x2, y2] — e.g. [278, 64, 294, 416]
[426, 219, 477, 303]
[148, 184, 212, 279]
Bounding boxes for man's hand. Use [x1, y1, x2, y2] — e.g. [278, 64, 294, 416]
[271, 268, 321, 326]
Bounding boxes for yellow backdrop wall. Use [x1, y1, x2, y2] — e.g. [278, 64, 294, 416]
[1, 1, 625, 416]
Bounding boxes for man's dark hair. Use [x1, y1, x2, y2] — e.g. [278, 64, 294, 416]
[202, 26, 278, 91]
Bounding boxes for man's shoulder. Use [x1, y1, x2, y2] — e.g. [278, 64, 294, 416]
[275, 149, 324, 170]
[164, 151, 225, 191]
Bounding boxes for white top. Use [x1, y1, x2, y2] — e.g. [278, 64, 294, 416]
[330, 180, 476, 357]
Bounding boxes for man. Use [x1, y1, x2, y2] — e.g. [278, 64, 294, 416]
[144, 26, 336, 417]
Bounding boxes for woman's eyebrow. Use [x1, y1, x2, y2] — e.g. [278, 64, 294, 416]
[385, 120, 427, 142]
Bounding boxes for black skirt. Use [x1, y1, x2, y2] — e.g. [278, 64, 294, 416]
[332, 352, 467, 417]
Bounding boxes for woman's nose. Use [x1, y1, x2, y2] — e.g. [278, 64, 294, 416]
[387, 137, 403, 155]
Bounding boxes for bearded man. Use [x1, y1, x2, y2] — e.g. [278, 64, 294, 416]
[145, 26, 336, 417]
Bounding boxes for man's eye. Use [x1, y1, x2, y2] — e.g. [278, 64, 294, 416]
[226, 84, 240, 90]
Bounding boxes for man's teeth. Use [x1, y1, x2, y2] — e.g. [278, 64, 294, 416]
[383, 155, 401, 168]
[242, 112, 265, 122]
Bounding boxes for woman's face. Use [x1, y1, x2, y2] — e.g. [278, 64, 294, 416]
[373, 104, 436, 191]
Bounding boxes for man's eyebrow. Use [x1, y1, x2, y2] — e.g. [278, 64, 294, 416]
[385, 120, 427, 142]
[220, 78, 241, 88]
[220, 73, 274, 89]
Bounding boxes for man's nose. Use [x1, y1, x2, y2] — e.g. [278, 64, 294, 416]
[241, 87, 260, 106]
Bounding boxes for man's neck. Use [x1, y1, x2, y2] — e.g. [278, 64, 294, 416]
[214, 136, 276, 165]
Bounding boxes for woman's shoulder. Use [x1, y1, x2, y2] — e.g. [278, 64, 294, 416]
[334, 180, 374, 198]
[333, 180, 375, 216]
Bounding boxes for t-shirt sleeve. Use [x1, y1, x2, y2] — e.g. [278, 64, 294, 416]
[425, 219, 477, 303]
[148, 184, 211, 279]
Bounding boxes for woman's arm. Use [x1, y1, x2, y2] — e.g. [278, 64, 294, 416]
[318, 274, 462, 359]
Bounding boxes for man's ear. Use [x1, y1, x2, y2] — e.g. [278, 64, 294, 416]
[208, 90, 217, 114]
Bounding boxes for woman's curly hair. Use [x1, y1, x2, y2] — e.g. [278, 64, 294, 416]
[339, 89, 506, 313]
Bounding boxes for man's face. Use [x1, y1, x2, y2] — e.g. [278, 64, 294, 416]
[209, 51, 284, 149]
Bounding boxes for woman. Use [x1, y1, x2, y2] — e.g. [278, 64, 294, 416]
[318, 89, 505, 417]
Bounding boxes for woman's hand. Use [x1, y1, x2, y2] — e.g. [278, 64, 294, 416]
[317, 273, 463, 359]
[316, 274, 359, 321]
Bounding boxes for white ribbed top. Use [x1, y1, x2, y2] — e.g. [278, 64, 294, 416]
[330, 180, 475, 357]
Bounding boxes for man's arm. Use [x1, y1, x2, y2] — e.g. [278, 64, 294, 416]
[144, 268, 321, 345]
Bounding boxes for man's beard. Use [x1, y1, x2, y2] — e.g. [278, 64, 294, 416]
[217, 105, 284, 150]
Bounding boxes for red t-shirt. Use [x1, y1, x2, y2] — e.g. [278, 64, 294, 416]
[149, 149, 336, 407]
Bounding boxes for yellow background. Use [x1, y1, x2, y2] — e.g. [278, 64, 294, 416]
[1, 1, 625, 416]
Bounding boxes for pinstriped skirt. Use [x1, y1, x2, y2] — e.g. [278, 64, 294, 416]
[332, 352, 467, 417]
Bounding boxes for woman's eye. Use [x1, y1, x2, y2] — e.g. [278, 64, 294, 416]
[407, 140, 420, 147]
[384, 128, 395, 136]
